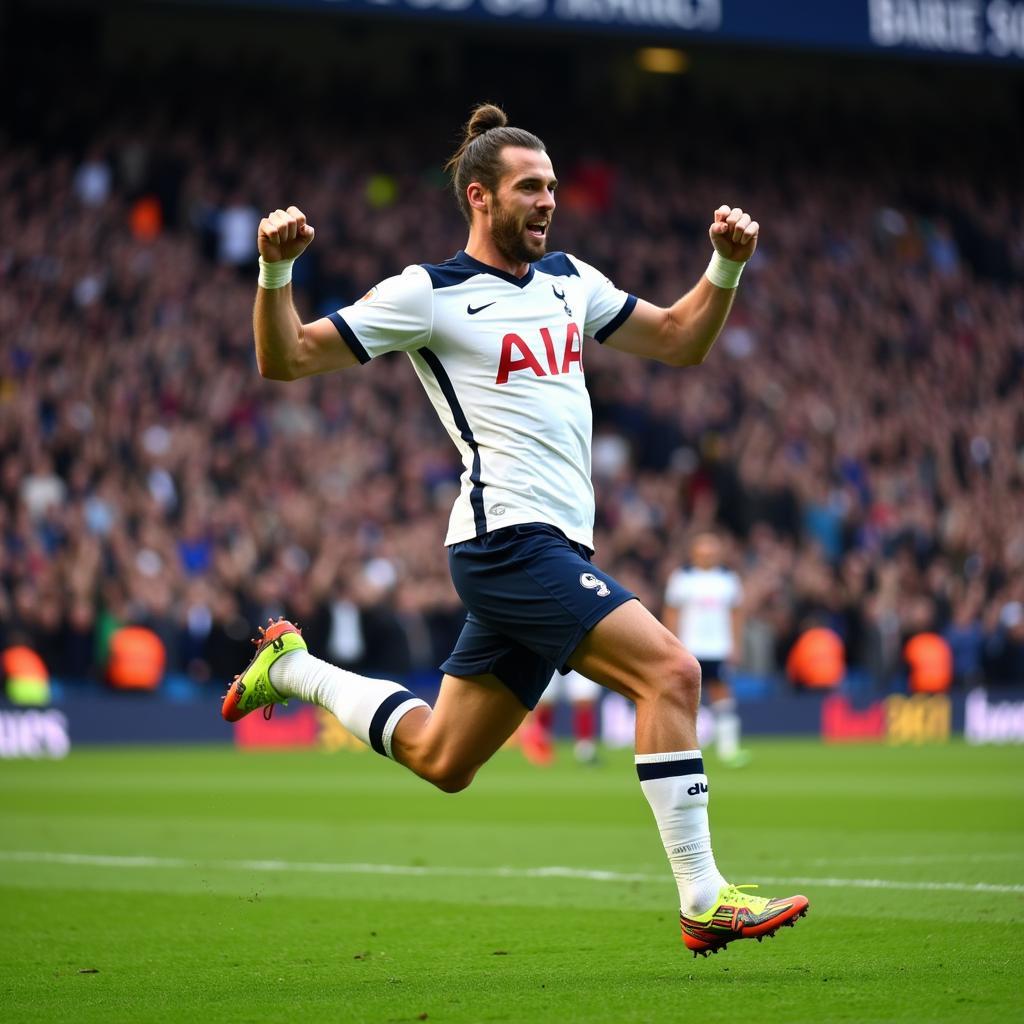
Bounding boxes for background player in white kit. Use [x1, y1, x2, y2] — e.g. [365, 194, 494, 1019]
[663, 533, 750, 767]
[223, 104, 808, 956]
[520, 668, 602, 765]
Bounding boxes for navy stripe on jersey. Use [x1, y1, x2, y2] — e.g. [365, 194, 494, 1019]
[327, 312, 371, 364]
[421, 251, 584, 291]
[635, 756, 705, 781]
[453, 250, 535, 289]
[535, 253, 580, 278]
[368, 690, 417, 756]
[417, 347, 487, 535]
[594, 294, 638, 343]
[420, 255, 483, 290]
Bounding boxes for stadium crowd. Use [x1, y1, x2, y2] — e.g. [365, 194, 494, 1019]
[2, 62, 1023, 695]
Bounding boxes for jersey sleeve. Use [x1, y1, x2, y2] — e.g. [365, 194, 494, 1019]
[327, 265, 432, 363]
[664, 570, 690, 608]
[568, 254, 637, 343]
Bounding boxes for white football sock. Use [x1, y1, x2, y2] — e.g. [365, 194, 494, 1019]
[269, 651, 427, 759]
[636, 750, 727, 916]
[712, 697, 741, 759]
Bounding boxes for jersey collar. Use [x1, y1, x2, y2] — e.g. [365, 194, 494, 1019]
[455, 250, 535, 289]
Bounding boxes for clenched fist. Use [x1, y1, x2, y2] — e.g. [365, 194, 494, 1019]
[258, 206, 315, 263]
[709, 206, 759, 263]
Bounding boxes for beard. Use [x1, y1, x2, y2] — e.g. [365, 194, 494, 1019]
[491, 199, 546, 265]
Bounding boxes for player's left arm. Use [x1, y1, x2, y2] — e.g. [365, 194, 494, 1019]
[660, 572, 685, 638]
[605, 206, 757, 366]
[661, 603, 682, 638]
[728, 606, 745, 667]
[728, 573, 745, 666]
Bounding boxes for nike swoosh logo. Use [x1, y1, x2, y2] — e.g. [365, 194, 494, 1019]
[467, 302, 496, 315]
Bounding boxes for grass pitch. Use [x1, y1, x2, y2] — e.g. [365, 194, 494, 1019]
[0, 738, 1022, 1023]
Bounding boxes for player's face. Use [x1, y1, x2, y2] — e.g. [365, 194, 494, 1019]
[692, 535, 721, 569]
[490, 147, 557, 265]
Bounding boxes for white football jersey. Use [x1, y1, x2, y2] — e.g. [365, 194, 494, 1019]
[664, 567, 742, 660]
[330, 250, 636, 549]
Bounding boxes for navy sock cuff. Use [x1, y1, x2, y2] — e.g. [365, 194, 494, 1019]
[368, 690, 418, 756]
[635, 756, 705, 781]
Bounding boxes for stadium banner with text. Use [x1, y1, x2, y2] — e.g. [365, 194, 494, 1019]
[223, 0, 1024, 62]
[0, 697, 233, 759]
[3, 686, 1023, 756]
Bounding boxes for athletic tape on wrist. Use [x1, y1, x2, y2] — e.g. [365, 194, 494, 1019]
[258, 256, 296, 289]
[705, 251, 745, 290]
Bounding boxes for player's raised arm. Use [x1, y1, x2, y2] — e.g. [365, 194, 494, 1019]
[253, 205, 360, 380]
[603, 205, 758, 367]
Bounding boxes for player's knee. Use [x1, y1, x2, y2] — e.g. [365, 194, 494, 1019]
[423, 756, 477, 794]
[651, 641, 702, 709]
[431, 767, 476, 794]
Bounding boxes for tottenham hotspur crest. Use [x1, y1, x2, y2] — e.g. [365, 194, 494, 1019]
[579, 572, 610, 597]
[553, 284, 573, 318]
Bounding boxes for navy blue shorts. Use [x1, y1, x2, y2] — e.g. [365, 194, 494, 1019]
[698, 659, 725, 683]
[440, 523, 636, 709]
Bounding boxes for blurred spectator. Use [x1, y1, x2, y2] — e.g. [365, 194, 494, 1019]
[2, 645, 51, 705]
[73, 146, 112, 208]
[985, 602, 1024, 684]
[786, 627, 846, 691]
[904, 633, 954, 694]
[217, 193, 260, 267]
[107, 626, 166, 691]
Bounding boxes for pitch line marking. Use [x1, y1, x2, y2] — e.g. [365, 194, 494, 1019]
[0, 851, 1020, 895]
[784, 853, 1024, 868]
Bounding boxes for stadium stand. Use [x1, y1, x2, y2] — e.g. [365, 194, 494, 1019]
[1, 5, 1022, 697]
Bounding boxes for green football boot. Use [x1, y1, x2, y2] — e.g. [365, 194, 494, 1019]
[221, 618, 306, 722]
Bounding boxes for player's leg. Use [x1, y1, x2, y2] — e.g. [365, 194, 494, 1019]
[569, 599, 699, 751]
[569, 600, 806, 955]
[222, 619, 526, 792]
[390, 672, 528, 791]
[705, 673, 750, 767]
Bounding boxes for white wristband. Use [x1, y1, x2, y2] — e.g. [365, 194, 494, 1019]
[258, 256, 296, 289]
[705, 251, 745, 290]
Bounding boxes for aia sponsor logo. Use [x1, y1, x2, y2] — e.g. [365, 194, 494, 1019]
[496, 323, 582, 384]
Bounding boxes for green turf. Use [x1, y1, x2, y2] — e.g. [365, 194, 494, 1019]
[1, 739, 1022, 1023]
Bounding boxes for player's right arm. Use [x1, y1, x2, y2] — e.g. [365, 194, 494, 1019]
[661, 603, 682, 638]
[729, 605, 744, 667]
[661, 570, 686, 639]
[253, 206, 360, 380]
[599, 207, 758, 367]
[728, 573, 745, 666]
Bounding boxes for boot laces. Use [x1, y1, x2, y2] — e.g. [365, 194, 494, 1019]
[723, 883, 764, 905]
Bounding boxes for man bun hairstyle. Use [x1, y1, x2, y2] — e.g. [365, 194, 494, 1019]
[466, 102, 508, 135]
[444, 103, 546, 225]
